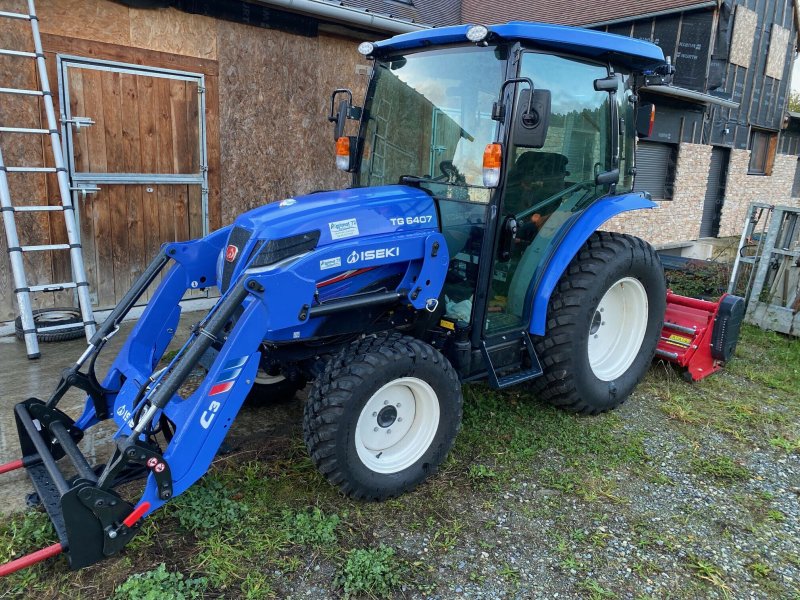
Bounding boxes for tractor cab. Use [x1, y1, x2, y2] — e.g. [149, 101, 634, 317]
[331, 23, 670, 383]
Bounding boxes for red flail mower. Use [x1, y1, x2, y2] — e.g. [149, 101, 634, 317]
[656, 292, 745, 382]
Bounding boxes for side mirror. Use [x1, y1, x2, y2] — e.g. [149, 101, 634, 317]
[512, 88, 551, 149]
[635, 103, 656, 138]
[328, 89, 363, 141]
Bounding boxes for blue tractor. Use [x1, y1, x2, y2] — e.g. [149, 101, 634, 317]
[1, 22, 673, 573]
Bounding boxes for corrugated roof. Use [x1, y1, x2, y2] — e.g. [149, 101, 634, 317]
[337, 0, 462, 26]
[461, 0, 718, 27]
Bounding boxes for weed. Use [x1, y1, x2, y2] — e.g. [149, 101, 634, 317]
[687, 556, 731, 599]
[335, 545, 404, 599]
[577, 577, 616, 599]
[498, 562, 520, 583]
[171, 477, 248, 534]
[747, 561, 772, 578]
[769, 436, 800, 453]
[689, 455, 750, 481]
[281, 507, 339, 546]
[468, 464, 498, 481]
[241, 571, 275, 599]
[0, 510, 56, 562]
[112, 563, 207, 600]
[767, 509, 785, 522]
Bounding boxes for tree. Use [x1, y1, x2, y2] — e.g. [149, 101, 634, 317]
[788, 91, 800, 113]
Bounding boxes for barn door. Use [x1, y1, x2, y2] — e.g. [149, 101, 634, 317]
[58, 57, 207, 308]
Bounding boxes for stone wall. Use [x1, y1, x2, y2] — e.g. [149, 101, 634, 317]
[717, 150, 798, 237]
[604, 143, 712, 245]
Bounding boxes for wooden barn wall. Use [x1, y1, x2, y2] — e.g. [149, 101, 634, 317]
[0, 0, 368, 321]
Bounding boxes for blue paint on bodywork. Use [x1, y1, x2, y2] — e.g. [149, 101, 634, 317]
[373, 22, 666, 71]
[527, 193, 657, 336]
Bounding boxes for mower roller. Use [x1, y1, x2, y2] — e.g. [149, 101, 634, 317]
[2, 22, 690, 573]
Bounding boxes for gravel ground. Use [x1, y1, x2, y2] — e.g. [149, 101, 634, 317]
[0, 325, 797, 599]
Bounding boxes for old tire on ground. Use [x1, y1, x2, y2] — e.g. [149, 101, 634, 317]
[246, 369, 306, 405]
[531, 231, 665, 414]
[14, 307, 84, 343]
[303, 332, 462, 500]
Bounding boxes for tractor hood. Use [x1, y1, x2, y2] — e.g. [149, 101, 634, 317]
[218, 185, 440, 291]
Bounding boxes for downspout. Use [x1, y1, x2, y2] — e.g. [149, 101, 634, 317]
[254, 0, 430, 33]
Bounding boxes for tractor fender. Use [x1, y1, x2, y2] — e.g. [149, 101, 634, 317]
[528, 193, 656, 336]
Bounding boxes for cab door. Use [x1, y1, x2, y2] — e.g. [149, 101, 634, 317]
[485, 52, 615, 335]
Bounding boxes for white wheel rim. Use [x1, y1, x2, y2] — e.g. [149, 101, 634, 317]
[587, 277, 649, 381]
[254, 369, 285, 386]
[355, 377, 440, 474]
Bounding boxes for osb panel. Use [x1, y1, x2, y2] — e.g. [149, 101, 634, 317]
[129, 7, 217, 60]
[729, 5, 757, 68]
[765, 25, 790, 80]
[217, 22, 370, 224]
[37, 0, 131, 47]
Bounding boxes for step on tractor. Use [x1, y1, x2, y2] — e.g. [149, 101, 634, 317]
[1, 22, 734, 574]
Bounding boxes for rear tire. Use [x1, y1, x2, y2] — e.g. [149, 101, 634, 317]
[531, 232, 665, 414]
[303, 332, 462, 500]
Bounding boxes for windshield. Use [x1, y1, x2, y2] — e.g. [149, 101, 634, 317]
[356, 46, 506, 191]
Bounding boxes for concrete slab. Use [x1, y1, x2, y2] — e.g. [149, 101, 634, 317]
[0, 311, 301, 516]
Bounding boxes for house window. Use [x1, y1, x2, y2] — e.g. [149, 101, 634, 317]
[748, 129, 777, 175]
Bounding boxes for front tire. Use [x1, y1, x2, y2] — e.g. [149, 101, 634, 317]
[303, 333, 462, 500]
[532, 232, 665, 414]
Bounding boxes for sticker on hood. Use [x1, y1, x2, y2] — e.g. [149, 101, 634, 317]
[329, 218, 359, 240]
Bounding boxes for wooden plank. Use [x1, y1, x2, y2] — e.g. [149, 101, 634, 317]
[154, 77, 173, 174]
[92, 187, 115, 308]
[186, 79, 201, 174]
[169, 79, 189, 174]
[79, 69, 108, 173]
[42, 34, 219, 77]
[141, 184, 162, 302]
[187, 185, 203, 240]
[136, 75, 158, 174]
[67, 68, 90, 173]
[126, 185, 146, 290]
[174, 185, 190, 242]
[120, 73, 143, 173]
[107, 185, 129, 298]
[101, 70, 125, 172]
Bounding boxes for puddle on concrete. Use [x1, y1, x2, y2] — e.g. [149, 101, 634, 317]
[0, 312, 304, 516]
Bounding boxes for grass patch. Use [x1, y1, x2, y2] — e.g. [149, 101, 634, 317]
[112, 563, 207, 599]
[281, 507, 340, 546]
[335, 545, 405, 599]
[688, 455, 750, 482]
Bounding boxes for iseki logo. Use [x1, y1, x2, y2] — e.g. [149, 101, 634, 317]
[225, 244, 239, 262]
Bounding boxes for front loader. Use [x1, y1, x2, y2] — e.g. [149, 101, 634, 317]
[2, 21, 707, 574]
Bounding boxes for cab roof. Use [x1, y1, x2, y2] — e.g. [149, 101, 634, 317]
[372, 22, 666, 71]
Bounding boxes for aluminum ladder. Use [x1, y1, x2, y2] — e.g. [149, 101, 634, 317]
[0, 0, 95, 358]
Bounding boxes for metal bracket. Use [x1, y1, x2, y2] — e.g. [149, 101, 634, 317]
[70, 185, 101, 199]
[61, 116, 95, 130]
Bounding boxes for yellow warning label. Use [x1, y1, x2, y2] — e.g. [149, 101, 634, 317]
[439, 319, 456, 331]
[666, 333, 692, 346]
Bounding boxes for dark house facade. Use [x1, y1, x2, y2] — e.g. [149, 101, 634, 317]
[463, 0, 800, 244]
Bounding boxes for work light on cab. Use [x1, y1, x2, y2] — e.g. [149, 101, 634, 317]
[483, 143, 502, 187]
[466, 25, 489, 43]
